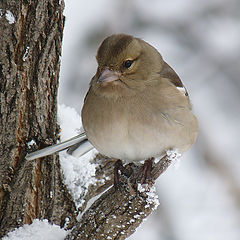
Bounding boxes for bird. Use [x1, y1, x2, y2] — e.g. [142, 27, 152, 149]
[26, 33, 198, 186]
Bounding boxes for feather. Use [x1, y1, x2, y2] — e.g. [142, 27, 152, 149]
[26, 133, 93, 160]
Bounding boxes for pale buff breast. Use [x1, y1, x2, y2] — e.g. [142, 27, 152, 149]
[82, 89, 198, 163]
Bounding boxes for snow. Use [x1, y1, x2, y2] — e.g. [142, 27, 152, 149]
[129, 219, 135, 223]
[59, 150, 97, 209]
[3, 219, 68, 240]
[5, 10, 15, 24]
[166, 149, 182, 169]
[58, 104, 98, 209]
[137, 184, 160, 210]
[166, 149, 182, 162]
[0, 9, 15, 24]
[22, 47, 30, 61]
[57, 104, 82, 140]
[27, 139, 36, 147]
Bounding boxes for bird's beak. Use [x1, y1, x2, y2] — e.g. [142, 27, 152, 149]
[97, 68, 120, 83]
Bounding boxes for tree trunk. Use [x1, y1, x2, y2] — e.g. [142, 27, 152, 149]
[0, 0, 77, 237]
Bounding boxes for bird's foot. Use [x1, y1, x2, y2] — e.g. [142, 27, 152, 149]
[136, 158, 154, 185]
[114, 158, 154, 193]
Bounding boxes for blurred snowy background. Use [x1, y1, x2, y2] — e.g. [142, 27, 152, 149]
[59, 1, 240, 240]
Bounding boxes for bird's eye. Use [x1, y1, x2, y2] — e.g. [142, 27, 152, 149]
[124, 60, 133, 68]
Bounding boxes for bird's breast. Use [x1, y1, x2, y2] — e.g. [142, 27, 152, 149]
[82, 90, 197, 162]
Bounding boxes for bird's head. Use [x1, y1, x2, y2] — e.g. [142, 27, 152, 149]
[91, 34, 164, 98]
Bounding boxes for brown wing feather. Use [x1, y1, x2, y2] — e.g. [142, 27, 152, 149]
[159, 61, 188, 96]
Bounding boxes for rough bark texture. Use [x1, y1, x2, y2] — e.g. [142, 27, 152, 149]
[0, 1, 173, 239]
[65, 155, 172, 240]
[0, 0, 77, 237]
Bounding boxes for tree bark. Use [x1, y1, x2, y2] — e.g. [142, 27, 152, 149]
[65, 155, 172, 240]
[0, 0, 77, 237]
[0, 1, 173, 239]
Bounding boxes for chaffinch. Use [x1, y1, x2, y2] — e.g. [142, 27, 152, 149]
[26, 34, 198, 183]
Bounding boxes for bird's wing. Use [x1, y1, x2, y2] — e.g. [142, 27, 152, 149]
[159, 61, 188, 97]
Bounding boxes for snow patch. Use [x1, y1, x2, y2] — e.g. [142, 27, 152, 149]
[27, 139, 36, 147]
[22, 46, 30, 61]
[64, 217, 70, 228]
[129, 219, 135, 223]
[58, 105, 98, 209]
[57, 104, 82, 140]
[145, 186, 160, 210]
[59, 143, 97, 209]
[3, 219, 68, 240]
[166, 149, 182, 169]
[138, 184, 160, 210]
[5, 10, 15, 24]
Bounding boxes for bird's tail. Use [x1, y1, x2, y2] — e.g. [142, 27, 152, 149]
[25, 132, 93, 161]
